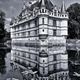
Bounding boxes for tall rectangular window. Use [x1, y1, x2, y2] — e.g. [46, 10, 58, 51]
[28, 31, 30, 36]
[28, 22, 30, 28]
[35, 20, 37, 26]
[54, 64, 56, 70]
[42, 18, 44, 24]
[35, 30, 37, 36]
[35, 19, 38, 26]
[53, 20, 56, 26]
[53, 30, 56, 36]
[54, 54, 56, 61]
[22, 32, 26, 37]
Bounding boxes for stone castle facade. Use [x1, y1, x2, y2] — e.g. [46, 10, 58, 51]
[10, 0, 69, 80]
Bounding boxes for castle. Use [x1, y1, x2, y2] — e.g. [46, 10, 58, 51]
[10, 0, 69, 80]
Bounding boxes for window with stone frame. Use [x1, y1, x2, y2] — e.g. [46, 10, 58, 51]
[34, 30, 37, 36]
[28, 22, 30, 28]
[54, 64, 57, 71]
[54, 54, 56, 61]
[35, 19, 38, 26]
[22, 32, 26, 37]
[53, 29, 56, 36]
[42, 18, 44, 24]
[53, 20, 56, 26]
[28, 31, 30, 36]
[22, 23, 25, 29]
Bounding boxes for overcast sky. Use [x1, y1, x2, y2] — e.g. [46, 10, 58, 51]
[0, 0, 80, 31]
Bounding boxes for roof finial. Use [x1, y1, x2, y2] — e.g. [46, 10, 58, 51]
[61, 0, 66, 13]
[22, 0, 26, 9]
[41, 0, 45, 7]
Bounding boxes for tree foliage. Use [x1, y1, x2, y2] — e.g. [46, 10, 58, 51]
[67, 3, 80, 39]
[0, 10, 5, 40]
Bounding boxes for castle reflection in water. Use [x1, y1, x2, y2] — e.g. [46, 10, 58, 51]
[11, 45, 69, 80]
[10, 0, 69, 79]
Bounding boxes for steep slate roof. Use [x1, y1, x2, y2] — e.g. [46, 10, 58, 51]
[18, 0, 67, 20]
[18, 0, 54, 19]
[30, 0, 54, 11]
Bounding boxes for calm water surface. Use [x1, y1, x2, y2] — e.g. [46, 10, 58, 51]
[0, 46, 80, 80]
[0, 49, 11, 80]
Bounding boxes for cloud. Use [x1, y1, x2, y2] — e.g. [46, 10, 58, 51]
[0, 1, 3, 4]
[6, 18, 11, 22]
[9, 6, 15, 10]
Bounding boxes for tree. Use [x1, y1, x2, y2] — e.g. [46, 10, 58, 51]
[0, 10, 5, 41]
[67, 3, 80, 39]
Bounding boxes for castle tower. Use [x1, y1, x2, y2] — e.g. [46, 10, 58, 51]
[39, 50, 48, 80]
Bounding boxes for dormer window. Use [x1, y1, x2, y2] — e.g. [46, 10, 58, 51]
[54, 10, 57, 16]
[42, 9, 44, 13]
[65, 15, 67, 17]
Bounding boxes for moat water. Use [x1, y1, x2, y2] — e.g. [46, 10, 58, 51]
[0, 49, 11, 80]
[0, 46, 80, 80]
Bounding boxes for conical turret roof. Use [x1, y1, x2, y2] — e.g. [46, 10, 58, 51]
[61, 0, 66, 13]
